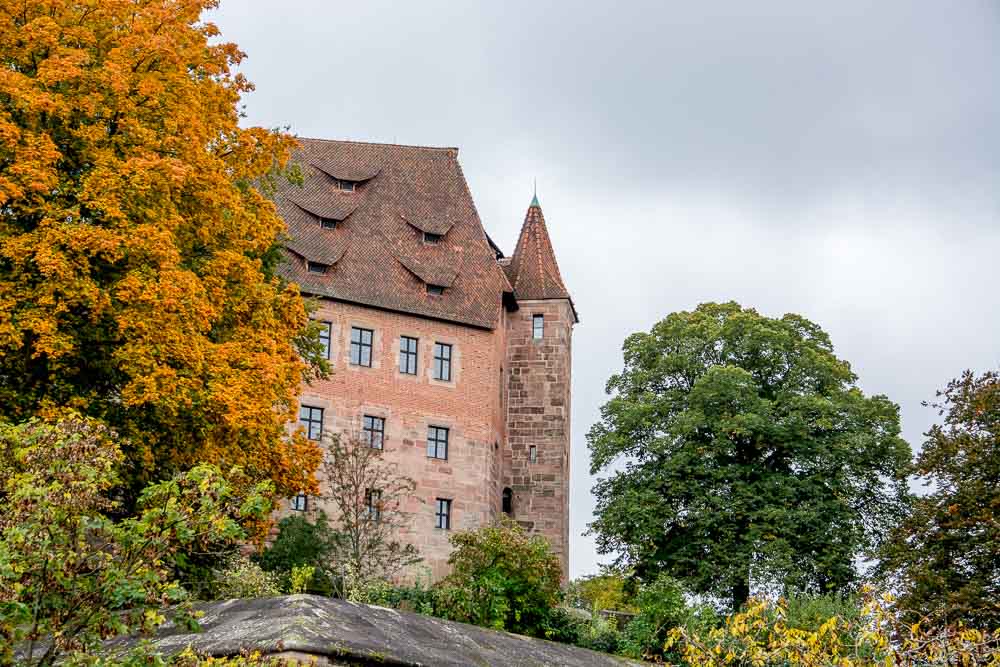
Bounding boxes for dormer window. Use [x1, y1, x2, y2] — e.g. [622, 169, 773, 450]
[426, 284, 445, 296]
[423, 232, 442, 244]
[307, 261, 329, 274]
[333, 178, 356, 192]
[319, 217, 339, 229]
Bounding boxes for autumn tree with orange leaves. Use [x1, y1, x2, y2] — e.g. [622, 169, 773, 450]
[0, 0, 324, 503]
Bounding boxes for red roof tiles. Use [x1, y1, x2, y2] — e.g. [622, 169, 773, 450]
[273, 139, 513, 329]
[505, 199, 578, 321]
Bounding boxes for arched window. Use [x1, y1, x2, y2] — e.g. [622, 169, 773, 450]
[502, 487, 513, 516]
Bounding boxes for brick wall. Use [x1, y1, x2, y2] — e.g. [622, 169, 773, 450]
[289, 299, 507, 579]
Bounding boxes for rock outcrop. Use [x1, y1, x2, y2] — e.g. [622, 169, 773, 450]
[103, 594, 644, 666]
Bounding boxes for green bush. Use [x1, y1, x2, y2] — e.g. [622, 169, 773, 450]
[783, 591, 862, 632]
[346, 576, 395, 606]
[432, 517, 562, 638]
[256, 512, 338, 595]
[212, 555, 281, 600]
[618, 573, 689, 661]
[544, 607, 624, 654]
[578, 614, 623, 654]
[0, 417, 272, 666]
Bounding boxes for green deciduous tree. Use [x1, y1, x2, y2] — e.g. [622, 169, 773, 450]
[588, 302, 911, 611]
[434, 517, 562, 638]
[878, 369, 1000, 628]
[0, 417, 272, 666]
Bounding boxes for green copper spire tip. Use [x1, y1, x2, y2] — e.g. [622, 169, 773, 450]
[530, 192, 540, 208]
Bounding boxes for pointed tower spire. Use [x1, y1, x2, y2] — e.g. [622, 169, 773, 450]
[507, 195, 577, 320]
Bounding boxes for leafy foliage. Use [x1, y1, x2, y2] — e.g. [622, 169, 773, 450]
[588, 302, 911, 609]
[669, 591, 1000, 666]
[879, 369, 1000, 628]
[617, 573, 693, 661]
[0, 0, 324, 503]
[320, 430, 421, 596]
[211, 555, 281, 600]
[256, 512, 339, 595]
[565, 571, 637, 613]
[434, 517, 562, 638]
[0, 417, 272, 666]
[287, 565, 316, 595]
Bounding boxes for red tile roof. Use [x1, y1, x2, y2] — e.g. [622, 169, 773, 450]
[274, 139, 513, 329]
[505, 199, 578, 322]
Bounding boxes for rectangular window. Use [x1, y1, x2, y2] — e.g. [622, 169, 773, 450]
[298, 405, 324, 441]
[350, 327, 373, 367]
[362, 415, 385, 450]
[365, 489, 382, 522]
[307, 261, 328, 274]
[435, 498, 452, 530]
[532, 314, 544, 340]
[399, 336, 418, 375]
[529, 445, 538, 463]
[335, 179, 356, 192]
[423, 231, 441, 244]
[432, 342, 452, 381]
[318, 321, 332, 360]
[427, 425, 449, 460]
[291, 494, 308, 512]
[320, 218, 338, 229]
[426, 284, 445, 296]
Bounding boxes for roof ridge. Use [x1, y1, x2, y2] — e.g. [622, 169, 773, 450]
[296, 136, 459, 152]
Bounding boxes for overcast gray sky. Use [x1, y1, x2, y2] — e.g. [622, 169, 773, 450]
[211, 1, 1000, 578]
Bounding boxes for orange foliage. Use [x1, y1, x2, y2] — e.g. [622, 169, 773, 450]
[0, 0, 320, 499]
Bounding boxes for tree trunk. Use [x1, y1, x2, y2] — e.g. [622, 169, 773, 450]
[732, 577, 750, 612]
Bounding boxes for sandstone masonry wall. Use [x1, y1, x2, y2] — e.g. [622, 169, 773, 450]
[503, 299, 574, 577]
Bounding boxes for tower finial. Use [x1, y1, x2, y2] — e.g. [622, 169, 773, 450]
[530, 178, 540, 208]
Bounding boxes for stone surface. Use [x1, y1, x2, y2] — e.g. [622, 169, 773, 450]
[504, 299, 574, 576]
[102, 595, 644, 666]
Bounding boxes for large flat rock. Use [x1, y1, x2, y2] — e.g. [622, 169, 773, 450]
[103, 594, 644, 666]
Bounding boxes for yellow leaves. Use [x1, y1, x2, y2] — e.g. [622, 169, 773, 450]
[675, 591, 1000, 666]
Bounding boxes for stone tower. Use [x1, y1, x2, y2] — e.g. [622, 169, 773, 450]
[503, 195, 577, 576]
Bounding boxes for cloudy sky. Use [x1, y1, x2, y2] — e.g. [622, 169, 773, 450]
[211, 1, 1000, 578]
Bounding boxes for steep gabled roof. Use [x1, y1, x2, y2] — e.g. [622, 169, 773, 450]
[272, 139, 512, 329]
[505, 197, 578, 321]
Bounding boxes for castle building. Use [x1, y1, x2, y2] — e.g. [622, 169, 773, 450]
[272, 139, 576, 578]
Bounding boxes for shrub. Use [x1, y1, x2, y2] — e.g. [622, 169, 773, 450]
[385, 575, 437, 616]
[288, 565, 315, 595]
[433, 517, 562, 638]
[0, 417, 272, 666]
[346, 577, 395, 606]
[784, 591, 862, 632]
[213, 555, 281, 600]
[580, 614, 624, 655]
[669, 591, 1000, 666]
[256, 512, 338, 595]
[544, 607, 623, 654]
[618, 573, 689, 661]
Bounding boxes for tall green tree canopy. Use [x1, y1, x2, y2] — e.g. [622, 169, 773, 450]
[0, 0, 324, 500]
[588, 302, 910, 610]
[879, 369, 1000, 628]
